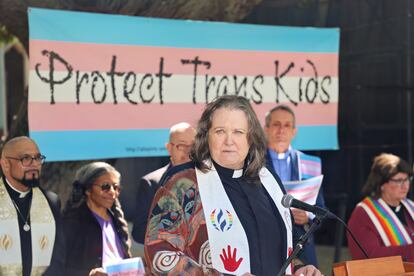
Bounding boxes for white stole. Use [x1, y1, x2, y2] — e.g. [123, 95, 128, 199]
[197, 164, 293, 275]
[359, 198, 414, 246]
[401, 198, 414, 223]
[0, 178, 56, 275]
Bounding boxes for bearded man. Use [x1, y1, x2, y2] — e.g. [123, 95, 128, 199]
[0, 136, 65, 276]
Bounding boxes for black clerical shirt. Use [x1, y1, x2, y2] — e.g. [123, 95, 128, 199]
[3, 178, 33, 276]
[388, 203, 407, 225]
[214, 162, 287, 276]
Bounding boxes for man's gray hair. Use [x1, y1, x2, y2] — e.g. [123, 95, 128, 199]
[264, 105, 296, 128]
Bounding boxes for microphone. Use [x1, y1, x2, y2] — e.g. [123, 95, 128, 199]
[277, 194, 368, 276]
[281, 194, 335, 218]
[280, 194, 369, 260]
[277, 194, 330, 276]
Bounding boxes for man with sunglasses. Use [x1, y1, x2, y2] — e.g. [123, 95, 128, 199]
[131, 122, 196, 243]
[0, 136, 65, 276]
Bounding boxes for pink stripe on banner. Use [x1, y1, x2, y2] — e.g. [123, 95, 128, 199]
[28, 102, 337, 131]
[30, 40, 338, 77]
[28, 103, 203, 131]
[301, 192, 319, 203]
[255, 103, 337, 127]
[301, 159, 322, 175]
[302, 159, 321, 167]
[286, 185, 318, 194]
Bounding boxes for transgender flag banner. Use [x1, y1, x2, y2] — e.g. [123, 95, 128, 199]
[284, 175, 324, 205]
[28, 8, 340, 162]
[103, 257, 145, 276]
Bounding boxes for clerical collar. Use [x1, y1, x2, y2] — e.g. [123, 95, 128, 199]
[213, 160, 244, 179]
[4, 177, 30, 198]
[269, 146, 292, 160]
[277, 152, 286, 159]
[388, 203, 402, 213]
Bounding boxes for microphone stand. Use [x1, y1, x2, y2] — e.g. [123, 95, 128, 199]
[277, 211, 329, 276]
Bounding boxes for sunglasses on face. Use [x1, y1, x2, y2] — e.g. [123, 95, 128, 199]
[93, 182, 121, 192]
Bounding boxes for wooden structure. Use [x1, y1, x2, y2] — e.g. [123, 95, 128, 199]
[333, 256, 414, 276]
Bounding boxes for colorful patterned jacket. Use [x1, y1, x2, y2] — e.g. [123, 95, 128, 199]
[144, 163, 220, 275]
[144, 162, 294, 275]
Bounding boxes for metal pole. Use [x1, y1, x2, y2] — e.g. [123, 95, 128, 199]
[406, 0, 413, 169]
[333, 194, 347, 263]
[0, 46, 8, 140]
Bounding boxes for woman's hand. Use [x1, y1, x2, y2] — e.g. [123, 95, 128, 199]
[89, 267, 108, 276]
[294, 265, 323, 276]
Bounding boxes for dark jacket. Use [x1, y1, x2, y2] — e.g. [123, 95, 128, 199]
[62, 202, 128, 276]
[42, 189, 66, 276]
[131, 163, 170, 243]
[266, 149, 325, 267]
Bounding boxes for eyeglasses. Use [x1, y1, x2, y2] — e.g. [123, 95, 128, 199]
[170, 142, 192, 152]
[93, 182, 121, 192]
[388, 177, 413, 185]
[6, 154, 46, 166]
[271, 122, 295, 130]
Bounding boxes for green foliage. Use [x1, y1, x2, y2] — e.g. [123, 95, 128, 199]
[0, 25, 15, 46]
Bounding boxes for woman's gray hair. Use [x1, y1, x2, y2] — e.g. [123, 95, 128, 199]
[190, 95, 267, 181]
[75, 162, 121, 192]
[64, 162, 131, 257]
[264, 104, 296, 128]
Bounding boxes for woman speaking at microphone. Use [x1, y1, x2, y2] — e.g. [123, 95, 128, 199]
[144, 95, 322, 276]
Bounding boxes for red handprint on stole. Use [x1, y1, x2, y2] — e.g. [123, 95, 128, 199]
[288, 247, 294, 272]
[220, 245, 243, 272]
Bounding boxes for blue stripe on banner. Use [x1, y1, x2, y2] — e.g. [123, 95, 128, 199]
[292, 125, 338, 151]
[302, 173, 316, 179]
[284, 179, 320, 190]
[300, 153, 321, 163]
[30, 125, 338, 162]
[28, 8, 339, 53]
[105, 263, 141, 273]
[30, 129, 170, 162]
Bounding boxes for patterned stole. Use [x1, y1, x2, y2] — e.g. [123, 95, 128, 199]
[197, 162, 293, 275]
[297, 152, 322, 180]
[359, 197, 414, 246]
[0, 178, 56, 275]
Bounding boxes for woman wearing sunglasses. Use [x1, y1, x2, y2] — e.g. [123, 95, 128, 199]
[62, 162, 131, 276]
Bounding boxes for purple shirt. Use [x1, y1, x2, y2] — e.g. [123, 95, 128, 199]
[92, 211, 125, 265]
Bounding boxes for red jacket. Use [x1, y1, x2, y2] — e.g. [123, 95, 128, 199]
[347, 203, 414, 261]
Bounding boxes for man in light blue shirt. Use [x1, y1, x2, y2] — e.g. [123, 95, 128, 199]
[264, 105, 325, 267]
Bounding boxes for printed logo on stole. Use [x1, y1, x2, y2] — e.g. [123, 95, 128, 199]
[288, 247, 294, 272]
[220, 245, 243, 272]
[39, 235, 49, 250]
[0, 234, 13, 251]
[210, 208, 233, 232]
[0, 206, 12, 219]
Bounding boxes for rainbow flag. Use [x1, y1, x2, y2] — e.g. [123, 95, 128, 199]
[28, 8, 339, 161]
